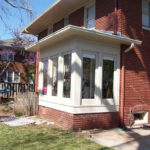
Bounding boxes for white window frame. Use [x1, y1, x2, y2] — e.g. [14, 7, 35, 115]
[81, 51, 99, 106]
[142, 0, 150, 29]
[62, 52, 72, 98]
[3, 71, 20, 83]
[101, 53, 119, 106]
[84, 1, 96, 29]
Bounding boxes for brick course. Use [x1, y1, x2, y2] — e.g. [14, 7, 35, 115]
[39, 106, 120, 130]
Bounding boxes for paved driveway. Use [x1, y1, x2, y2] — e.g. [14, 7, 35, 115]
[90, 128, 150, 150]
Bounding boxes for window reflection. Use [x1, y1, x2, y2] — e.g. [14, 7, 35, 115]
[63, 54, 72, 98]
[52, 57, 58, 96]
[82, 53, 96, 99]
[102, 56, 114, 99]
[43, 60, 48, 95]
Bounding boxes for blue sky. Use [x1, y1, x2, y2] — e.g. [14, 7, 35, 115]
[0, 0, 56, 40]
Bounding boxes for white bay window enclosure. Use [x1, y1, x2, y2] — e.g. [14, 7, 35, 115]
[38, 38, 121, 114]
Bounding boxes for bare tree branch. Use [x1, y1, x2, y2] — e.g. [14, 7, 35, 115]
[4, 0, 32, 14]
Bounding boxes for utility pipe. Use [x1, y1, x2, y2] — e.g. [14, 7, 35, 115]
[114, 0, 118, 35]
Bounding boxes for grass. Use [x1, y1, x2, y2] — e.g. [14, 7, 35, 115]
[0, 124, 113, 150]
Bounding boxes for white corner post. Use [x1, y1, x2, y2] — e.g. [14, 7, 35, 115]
[71, 49, 82, 106]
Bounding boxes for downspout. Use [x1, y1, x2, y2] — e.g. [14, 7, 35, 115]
[114, 0, 118, 35]
[120, 43, 134, 127]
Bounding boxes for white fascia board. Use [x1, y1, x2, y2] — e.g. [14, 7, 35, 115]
[22, 0, 60, 34]
[26, 25, 142, 52]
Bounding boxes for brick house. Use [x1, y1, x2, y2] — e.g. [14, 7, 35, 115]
[23, 0, 150, 130]
[0, 38, 35, 84]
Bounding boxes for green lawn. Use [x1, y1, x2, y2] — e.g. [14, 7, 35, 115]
[0, 124, 113, 150]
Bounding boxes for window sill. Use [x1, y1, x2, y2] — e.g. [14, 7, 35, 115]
[142, 26, 150, 31]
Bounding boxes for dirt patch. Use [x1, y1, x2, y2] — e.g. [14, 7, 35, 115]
[0, 103, 14, 117]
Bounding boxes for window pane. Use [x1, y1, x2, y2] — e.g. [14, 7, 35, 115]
[87, 19, 95, 29]
[43, 60, 48, 95]
[142, 0, 149, 13]
[102, 56, 114, 99]
[1, 54, 7, 61]
[82, 53, 96, 99]
[63, 54, 71, 98]
[8, 54, 14, 61]
[52, 57, 58, 96]
[14, 72, 20, 83]
[8, 71, 13, 83]
[142, 14, 150, 27]
[87, 5, 95, 29]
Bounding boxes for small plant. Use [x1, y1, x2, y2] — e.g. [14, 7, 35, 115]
[15, 112, 23, 117]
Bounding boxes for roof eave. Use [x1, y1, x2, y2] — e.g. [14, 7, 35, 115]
[26, 25, 142, 52]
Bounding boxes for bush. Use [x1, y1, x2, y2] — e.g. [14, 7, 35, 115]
[14, 92, 38, 116]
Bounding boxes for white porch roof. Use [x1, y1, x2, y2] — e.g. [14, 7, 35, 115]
[25, 25, 142, 52]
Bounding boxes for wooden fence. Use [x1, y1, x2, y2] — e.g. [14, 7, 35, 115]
[0, 82, 35, 97]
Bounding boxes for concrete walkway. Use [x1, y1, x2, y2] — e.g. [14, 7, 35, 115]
[90, 128, 150, 150]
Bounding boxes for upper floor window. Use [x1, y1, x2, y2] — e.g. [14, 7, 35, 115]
[48, 28, 53, 35]
[1, 53, 14, 61]
[64, 17, 69, 27]
[86, 5, 95, 29]
[142, 0, 150, 28]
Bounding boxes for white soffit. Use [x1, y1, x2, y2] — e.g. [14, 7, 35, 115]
[26, 25, 142, 52]
[22, 0, 88, 35]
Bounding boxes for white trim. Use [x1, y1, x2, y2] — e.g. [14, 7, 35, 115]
[26, 25, 142, 52]
[142, 26, 150, 31]
[39, 99, 119, 114]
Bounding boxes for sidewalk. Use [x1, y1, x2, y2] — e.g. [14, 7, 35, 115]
[90, 128, 150, 150]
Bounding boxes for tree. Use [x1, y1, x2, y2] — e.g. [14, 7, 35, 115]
[0, 0, 33, 30]
[0, 29, 36, 83]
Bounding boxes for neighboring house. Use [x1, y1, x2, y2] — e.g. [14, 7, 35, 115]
[0, 38, 35, 84]
[23, 0, 150, 130]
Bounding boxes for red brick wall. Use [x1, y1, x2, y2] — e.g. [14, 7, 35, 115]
[95, 0, 115, 31]
[39, 106, 119, 130]
[53, 19, 64, 32]
[119, 0, 150, 126]
[69, 7, 84, 27]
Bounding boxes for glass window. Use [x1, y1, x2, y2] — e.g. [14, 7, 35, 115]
[142, 0, 150, 28]
[102, 56, 114, 99]
[48, 28, 53, 35]
[1, 54, 7, 61]
[86, 5, 95, 29]
[8, 54, 14, 61]
[64, 17, 69, 26]
[63, 54, 72, 98]
[14, 72, 20, 83]
[42, 60, 48, 95]
[7, 71, 13, 83]
[52, 57, 58, 96]
[82, 53, 96, 99]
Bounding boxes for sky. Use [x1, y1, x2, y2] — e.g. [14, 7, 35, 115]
[0, 0, 56, 40]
